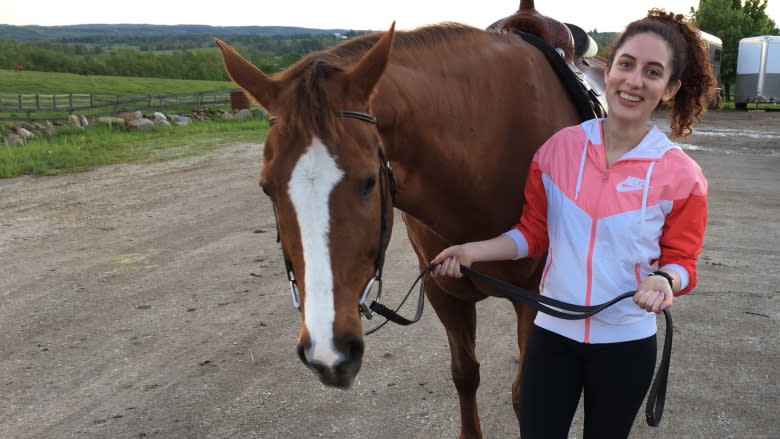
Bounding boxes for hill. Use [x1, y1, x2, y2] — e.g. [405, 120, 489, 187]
[0, 23, 363, 42]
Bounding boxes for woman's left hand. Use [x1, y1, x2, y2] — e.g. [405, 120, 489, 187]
[634, 275, 674, 314]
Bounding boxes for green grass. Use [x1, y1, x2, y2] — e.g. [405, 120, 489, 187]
[0, 69, 243, 122]
[717, 100, 780, 111]
[0, 69, 272, 178]
[0, 69, 234, 95]
[0, 118, 269, 177]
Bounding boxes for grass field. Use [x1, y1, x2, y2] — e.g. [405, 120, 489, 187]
[0, 69, 234, 95]
[0, 69, 271, 178]
[0, 118, 269, 177]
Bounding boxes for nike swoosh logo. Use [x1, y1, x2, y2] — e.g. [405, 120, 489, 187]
[616, 176, 645, 192]
[616, 182, 644, 192]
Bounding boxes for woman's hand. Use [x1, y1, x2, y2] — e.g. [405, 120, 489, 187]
[633, 274, 674, 314]
[431, 245, 473, 278]
[430, 234, 519, 278]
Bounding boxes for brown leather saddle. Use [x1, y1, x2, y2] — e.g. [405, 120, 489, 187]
[488, 0, 607, 119]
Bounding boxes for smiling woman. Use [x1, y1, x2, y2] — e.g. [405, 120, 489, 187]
[432, 8, 716, 438]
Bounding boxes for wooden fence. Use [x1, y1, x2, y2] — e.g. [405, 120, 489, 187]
[0, 89, 242, 121]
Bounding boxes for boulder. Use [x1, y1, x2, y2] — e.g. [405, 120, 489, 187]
[235, 109, 253, 121]
[171, 115, 191, 126]
[118, 111, 143, 122]
[5, 133, 24, 146]
[127, 118, 155, 131]
[16, 127, 34, 139]
[96, 117, 126, 127]
[153, 112, 171, 126]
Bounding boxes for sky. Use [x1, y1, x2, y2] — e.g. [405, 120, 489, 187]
[3, 0, 779, 33]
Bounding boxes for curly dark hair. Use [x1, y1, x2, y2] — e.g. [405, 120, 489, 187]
[607, 8, 718, 138]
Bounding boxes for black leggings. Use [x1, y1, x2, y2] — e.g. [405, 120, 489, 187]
[518, 325, 657, 439]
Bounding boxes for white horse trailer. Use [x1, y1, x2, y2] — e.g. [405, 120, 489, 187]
[735, 35, 780, 110]
[698, 30, 723, 107]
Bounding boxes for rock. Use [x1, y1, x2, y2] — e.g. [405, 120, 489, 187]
[171, 115, 191, 126]
[235, 109, 253, 121]
[5, 133, 24, 146]
[80, 115, 89, 126]
[153, 112, 170, 126]
[127, 118, 155, 131]
[95, 117, 126, 127]
[16, 127, 34, 139]
[118, 111, 143, 122]
[68, 114, 81, 127]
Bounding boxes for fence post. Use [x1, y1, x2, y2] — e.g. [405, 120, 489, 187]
[36, 94, 40, 109]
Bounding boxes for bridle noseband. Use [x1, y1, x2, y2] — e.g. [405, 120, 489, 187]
[268, 110, 397, 321]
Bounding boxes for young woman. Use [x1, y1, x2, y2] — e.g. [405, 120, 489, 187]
[431, 9, 715, 438]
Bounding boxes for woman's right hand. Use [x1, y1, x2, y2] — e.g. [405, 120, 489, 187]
[431, 245, 473, 278]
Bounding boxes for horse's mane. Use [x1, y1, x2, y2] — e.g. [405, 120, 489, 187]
[275, 23, 503, 141]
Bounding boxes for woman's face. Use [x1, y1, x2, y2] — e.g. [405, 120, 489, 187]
[604, 32, 681, 125]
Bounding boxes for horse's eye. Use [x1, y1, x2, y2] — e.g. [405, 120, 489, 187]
[360, 175, 377, 198]
[261, 184, 272, 197]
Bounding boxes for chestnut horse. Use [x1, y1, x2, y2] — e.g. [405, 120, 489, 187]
[217, 20, 584, 438]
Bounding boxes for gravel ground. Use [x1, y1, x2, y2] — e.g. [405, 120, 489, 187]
[0, 110, 777, 438]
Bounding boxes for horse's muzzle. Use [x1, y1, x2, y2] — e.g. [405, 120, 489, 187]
[297, 335, 364, 388]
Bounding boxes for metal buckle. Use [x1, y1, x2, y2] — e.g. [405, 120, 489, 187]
[358, 275, 383, 319]
[288, 273, 301, 309]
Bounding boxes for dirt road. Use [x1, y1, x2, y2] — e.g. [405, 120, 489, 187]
[1, 111, 778, 438]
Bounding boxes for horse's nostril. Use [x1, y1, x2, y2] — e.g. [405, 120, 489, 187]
[343, 335, 365, 360]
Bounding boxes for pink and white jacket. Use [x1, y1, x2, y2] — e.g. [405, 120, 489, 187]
[505, 118, 708, 344]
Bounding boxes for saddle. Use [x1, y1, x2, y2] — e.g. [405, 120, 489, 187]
[488, 0, 608, 119]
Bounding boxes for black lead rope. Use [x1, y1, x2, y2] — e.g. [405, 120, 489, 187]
[367, 263, 671, 427]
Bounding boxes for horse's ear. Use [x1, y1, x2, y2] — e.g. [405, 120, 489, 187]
[348, 22, 395, 101]
[216, 39, 280, 112]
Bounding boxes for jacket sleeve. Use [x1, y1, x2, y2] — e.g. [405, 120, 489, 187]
[659, 169, 708, 296]
[513, 158, 549, 259]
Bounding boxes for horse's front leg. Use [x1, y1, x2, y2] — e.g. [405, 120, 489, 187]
[426, 282, 482, 439]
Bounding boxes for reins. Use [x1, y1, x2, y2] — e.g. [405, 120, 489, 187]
[365, 263, 672, 427]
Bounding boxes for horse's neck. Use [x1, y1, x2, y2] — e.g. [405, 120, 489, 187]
[372, 74, 525, 242]
[371, 45, 580, 243]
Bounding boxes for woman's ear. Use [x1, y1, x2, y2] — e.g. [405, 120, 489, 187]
[662, 79, 682, 102]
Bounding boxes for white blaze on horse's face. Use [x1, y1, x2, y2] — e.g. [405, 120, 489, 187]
[288, 137, 345, 367]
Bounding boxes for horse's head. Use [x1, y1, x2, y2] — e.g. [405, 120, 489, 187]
[216, 24, 396, 388]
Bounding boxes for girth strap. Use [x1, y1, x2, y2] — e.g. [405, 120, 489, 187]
[517, 31, 607, 121]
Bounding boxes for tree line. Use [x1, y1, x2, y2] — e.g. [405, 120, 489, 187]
[0, 32, 359, 81]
